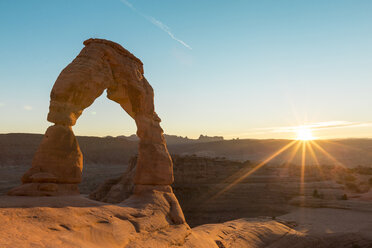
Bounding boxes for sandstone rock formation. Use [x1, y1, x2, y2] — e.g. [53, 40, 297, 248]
[8, 38, 173, 196]
[2, 193, 372, 247]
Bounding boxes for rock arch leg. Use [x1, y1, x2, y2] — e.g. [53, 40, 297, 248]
[134, 114, 173, 185]
[8, 125, 83, 196]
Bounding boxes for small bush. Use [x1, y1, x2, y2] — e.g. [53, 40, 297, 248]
[312, 189, 324, 199]
[341, 194, 348, 200]
[343, 173, 356, 182]
[345, 182, 361, 193]
[312, 189, 318, 198]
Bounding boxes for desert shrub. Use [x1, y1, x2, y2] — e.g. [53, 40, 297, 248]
[352, 166, 372, 175]
[343, 173, 356, 182]
[312, 189, 324, 199]
[345, 182, 361, 193]
[312, 189, 319, 198]
[242, 160, 251, 166]
[357, 182, 371, 193]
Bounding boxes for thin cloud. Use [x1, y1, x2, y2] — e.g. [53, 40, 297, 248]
[120, 0, 192, 50]
[223, 121, 372, 139]
[121, 0, 135, 10]
[91, 111, 97, 115]
[267, 121, 372, 133]
[23, 105, 33, 111]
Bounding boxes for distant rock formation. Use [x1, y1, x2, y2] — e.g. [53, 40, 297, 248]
[197, 134, 224, 142]
[8, 39, 173, 196]
[117, 134, 225, 145]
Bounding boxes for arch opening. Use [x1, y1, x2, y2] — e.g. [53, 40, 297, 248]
[74, 91, 138, 195]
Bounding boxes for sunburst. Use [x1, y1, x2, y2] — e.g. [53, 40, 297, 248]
[296, 127, 315, 141]
[210, 124, 347, 201]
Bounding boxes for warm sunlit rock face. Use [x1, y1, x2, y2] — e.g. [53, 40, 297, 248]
[22, 125, 83, 185]
[8, 38, 173, 196]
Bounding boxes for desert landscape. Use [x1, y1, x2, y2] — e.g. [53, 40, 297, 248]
[1, 132, 372, 247]
[1, 1, 372, 247]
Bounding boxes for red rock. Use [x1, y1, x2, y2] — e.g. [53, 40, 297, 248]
[9, 38, 173, 196]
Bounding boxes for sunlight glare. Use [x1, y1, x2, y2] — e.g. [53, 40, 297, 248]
[296, 128, 314, 141]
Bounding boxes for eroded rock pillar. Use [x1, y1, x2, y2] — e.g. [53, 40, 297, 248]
[8, 125, 83, 196]
[134, 114, 173, 185]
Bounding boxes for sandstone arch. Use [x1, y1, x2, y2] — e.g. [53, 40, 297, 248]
[9, 39, 173, 196]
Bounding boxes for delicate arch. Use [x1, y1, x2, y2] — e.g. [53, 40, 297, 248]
[9, 39, 173, 196]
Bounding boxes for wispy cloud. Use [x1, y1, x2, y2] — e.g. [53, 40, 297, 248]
[269, 121, 372, 133]
[120, 0, 192, 50]
[121, 0, 135, 10]
[91, 111, 97, 115]
[23, 105, 33, 111]
[223, 121, 372, 139]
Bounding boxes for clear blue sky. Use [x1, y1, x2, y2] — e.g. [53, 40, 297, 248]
[1, 0, 371, 139]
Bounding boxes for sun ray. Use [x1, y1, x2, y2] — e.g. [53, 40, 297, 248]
[300, 141, 307, 197]
[306, 141, 335, 193]
[211, 140, 298, 199]
[306, 141, 325, 177]
[283, 140, 302, 169]
[310, 140, 345, 167]
[321, 139, 372, 156]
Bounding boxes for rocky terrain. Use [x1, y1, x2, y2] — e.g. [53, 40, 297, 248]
[2, 147, 372, 226]
[1, 191, 372, 247]
[2, 135, 372, 247]
[1, 38, 372, 247]
[87, 155, 372, 227]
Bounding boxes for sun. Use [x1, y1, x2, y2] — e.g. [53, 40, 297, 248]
[296, 128, 314, 141]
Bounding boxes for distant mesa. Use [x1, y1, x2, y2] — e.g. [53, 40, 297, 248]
[197, 134, 224, 142]
[8, 38, 174, 196]
[117, 134, 224, 145]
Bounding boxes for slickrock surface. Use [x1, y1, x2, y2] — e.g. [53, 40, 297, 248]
[1, 194, 372, 248]
[0, 189, 190, 248]
[0, 193, 302, 248]
[9, 38, 173, 196]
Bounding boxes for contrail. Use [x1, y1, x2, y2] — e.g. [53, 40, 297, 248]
[121, 0, 192, 50]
